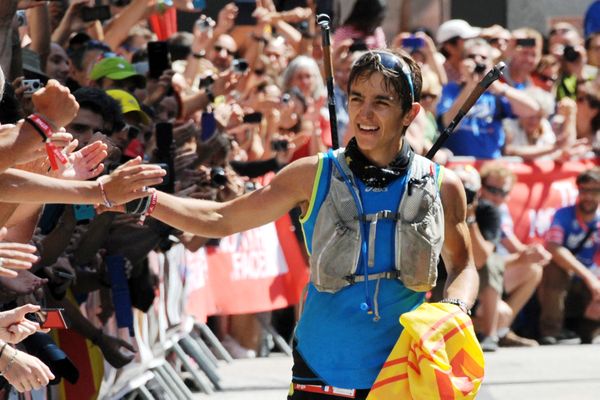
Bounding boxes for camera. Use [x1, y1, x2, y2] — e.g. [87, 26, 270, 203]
[232, 58, 249, 74]
[22, 79, 43, 94]
[464, 188, 477, 205]
[198, 74, 214, 89]
[271, 139, 289, 152]
[16, 10, 27, 27]
[563, 45, 581, 62]
[474, 63, 486, 74]
[210, 167, 228, 188]
[195, 17, 214, 32]
[401, 36, 424, 50]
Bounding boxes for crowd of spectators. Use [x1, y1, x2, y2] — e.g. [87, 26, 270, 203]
[0, 0, 598, 397]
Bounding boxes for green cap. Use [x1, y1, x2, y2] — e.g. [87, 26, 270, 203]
[89, 57, 145, 87]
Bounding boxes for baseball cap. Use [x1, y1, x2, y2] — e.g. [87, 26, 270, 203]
[90, 56, 146, 87]
[106, 89, 152, 126]
[436, 19, 481, 44]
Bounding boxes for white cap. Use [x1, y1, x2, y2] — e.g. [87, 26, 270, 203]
[436, 19, 481, 44]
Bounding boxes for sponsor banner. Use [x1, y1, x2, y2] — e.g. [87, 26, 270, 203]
[184, 214, 309, 320]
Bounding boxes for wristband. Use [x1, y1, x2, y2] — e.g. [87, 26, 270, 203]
[97, 179, 113, 208]
[192, 50, 206, 59]
[27, 114, 53, 139]
[125, 196, 151, 214]
[440, 298, 471, 315]
[26, 114, 69, 170]
[137, 192, 158, 225]
[24, 117, 48, 141]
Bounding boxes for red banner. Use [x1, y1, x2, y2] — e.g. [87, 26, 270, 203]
[184, 214, 309, 320]
[448, 158, 599, 243]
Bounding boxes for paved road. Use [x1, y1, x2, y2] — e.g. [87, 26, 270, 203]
[194, 344, 600, 399]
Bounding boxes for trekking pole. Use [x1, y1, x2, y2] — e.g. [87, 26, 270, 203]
[426, 62, 506, 159]
[316, 13, 340, 150]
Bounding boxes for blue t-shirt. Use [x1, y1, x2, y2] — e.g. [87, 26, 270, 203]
[545, 205, 600, 268]
[436, 82, 513, 159]
[295, 152, 430, 389]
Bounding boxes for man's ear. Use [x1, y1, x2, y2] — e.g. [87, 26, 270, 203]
[403, 102, 421, 126]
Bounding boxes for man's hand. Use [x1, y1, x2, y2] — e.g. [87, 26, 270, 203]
[0, 228, 38, 278]
[98, 157, 166, 205]
[31, 80, 79, 129]
[95, 333, 136, 369]
[0, 304, 43, 344]
[54, 140, 108, 181]
[215, 2, 238, 35]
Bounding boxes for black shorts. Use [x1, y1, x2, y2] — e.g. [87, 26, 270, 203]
[289, 347, 370, 400]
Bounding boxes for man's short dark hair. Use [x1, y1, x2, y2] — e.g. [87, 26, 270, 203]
[577, 167, 600, 185]
[73, 87, 124, 134]
[348, 49, 422, 113]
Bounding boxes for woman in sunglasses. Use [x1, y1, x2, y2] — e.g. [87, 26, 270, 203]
[105, 49, 479, 399]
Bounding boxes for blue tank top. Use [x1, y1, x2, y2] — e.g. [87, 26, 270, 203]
[295, 151, 426, 389]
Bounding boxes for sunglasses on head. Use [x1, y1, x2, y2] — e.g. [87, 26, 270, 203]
[483, 183, 509, 197]
[355, 51, 415, 102]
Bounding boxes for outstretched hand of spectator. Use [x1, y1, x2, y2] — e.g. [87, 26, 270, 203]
[95, 333, 136, 369]
[0, 228, 39, 278]
[52, 140, 108, 181]
[97, 157, 166, 205]
[216, 2, 238, 34]
[32, 80, 79, 130]
[0, 304, 44, 344]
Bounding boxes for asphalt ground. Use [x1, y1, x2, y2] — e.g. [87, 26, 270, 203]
[194, 344, 600, 400]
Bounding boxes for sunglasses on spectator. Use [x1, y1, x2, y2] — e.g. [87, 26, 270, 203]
[482, 183, 509, 197]
[486, 38, 508, 45]
[549, 28, 571, 36]
[535, 72, 557, 83]
[466, 53, 488, 60]
[214, 45, 235, 56]
[578, 186, 600, 194]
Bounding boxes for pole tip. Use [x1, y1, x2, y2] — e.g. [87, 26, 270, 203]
[316, 13, 331, 27]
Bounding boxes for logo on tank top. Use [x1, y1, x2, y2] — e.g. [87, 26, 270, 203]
[365, 186, 388, 193]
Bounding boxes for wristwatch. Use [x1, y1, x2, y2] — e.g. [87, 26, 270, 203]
[440, 298, 471, 315]
[192, 50, 206, 59]
[466, 215, 477, 225]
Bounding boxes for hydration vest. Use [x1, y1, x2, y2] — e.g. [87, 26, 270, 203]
[309, 149, 444, 293]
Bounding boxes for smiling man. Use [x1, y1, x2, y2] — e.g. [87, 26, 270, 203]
[117, 49, 479, 399]
[539, 167, 600, 345]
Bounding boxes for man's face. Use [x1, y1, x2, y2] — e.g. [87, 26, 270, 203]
[66, 108, 104, 148]
[46, 44, 70, 85]
[480, 174, 513, 206]
[577, 181, 600, 215]
[510, 36, 541, 73]
[209, 35, 236, 70]
[348, 71, 410, 161]
[587, 34, 600, 67]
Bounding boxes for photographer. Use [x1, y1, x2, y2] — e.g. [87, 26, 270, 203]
[437, 38, 539, 159]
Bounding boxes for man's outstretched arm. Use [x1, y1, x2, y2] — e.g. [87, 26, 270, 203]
[150, 156, 318, 238]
